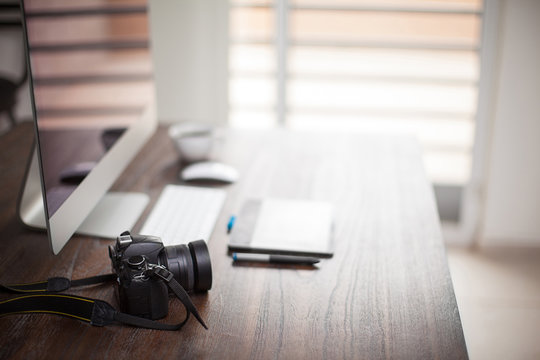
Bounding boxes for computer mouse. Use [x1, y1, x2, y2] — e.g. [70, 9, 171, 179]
[180, 161, 239, 184]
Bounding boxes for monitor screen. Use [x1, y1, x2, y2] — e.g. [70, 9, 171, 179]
[19, 0, 157, 254]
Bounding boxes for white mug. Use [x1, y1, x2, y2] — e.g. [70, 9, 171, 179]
[168, 122, 217, 163]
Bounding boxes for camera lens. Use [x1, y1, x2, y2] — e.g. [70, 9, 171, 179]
[161, 240, 212, 292]
[188, 240, 212, 291]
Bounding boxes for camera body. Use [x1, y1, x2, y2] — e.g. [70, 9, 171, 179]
[109, 231, 212, 320]
[115, 253, 169, 319]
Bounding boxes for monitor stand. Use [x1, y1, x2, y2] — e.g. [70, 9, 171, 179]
[19, 147, 148, 239]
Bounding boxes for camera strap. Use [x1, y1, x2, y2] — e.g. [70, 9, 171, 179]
[1, 274, 117, 293]
[0, 269, 207, 331]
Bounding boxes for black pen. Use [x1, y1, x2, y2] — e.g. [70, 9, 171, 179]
[232, 253, 320, 265]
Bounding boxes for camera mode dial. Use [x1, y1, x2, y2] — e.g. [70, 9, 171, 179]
[127, 255, 146, 270]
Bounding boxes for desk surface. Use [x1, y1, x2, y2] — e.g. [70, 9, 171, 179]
[0, 123, 467, 359]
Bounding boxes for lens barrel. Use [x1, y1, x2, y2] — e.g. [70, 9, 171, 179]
[162, 240, 212, 292]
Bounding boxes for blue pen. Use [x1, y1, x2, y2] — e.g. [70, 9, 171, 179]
[227, 215, 236, 233]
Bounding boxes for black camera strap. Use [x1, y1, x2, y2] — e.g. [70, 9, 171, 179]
[1, 274, 117, 293]
[0, 269, 207, 331]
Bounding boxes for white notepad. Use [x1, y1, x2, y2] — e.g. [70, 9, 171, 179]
[228, 198, 334, 258]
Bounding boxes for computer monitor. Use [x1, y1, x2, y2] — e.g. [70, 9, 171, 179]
[18, 0, 157, 254]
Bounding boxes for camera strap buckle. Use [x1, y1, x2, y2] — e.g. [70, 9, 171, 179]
[147, 265, 174, 283]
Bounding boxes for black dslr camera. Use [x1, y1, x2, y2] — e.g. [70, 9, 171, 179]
[108, 231, 212, 320]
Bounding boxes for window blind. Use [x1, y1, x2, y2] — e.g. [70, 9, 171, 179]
[229, 0, 482, 186]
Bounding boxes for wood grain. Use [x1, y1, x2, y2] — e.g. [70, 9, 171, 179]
[0, 123, 467, 359]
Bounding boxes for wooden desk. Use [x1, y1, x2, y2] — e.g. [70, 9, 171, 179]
[0, 123, 467, 359]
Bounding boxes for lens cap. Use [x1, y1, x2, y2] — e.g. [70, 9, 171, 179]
[188, 240, 212, 291]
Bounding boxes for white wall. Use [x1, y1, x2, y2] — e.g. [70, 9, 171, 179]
[148, 0, 229, 125]
[480, 0, 540, 246]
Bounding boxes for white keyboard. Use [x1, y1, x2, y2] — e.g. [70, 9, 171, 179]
[140, 185, 226, 246]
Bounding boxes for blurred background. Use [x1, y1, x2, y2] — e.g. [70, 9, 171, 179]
[0, 0, 539, 358]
